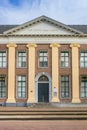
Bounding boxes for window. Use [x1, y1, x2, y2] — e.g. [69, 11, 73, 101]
[80, 51, 87, 68]
[61, 76, 70, 98]
[39, 50, 48, 68]
[0, 51, 6, 68]
[17, 76, 26, 98]
[81, 76, 87, 98]
[17, 51, 27, 68]
[0, 75, 6, 98]
[60, 51, 69, 67]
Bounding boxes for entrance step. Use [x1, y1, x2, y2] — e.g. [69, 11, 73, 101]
[0, 106, 87, 120]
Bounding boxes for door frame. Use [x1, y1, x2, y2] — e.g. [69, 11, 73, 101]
[38, 82, 49, 102]
[35, 72, 52, 102]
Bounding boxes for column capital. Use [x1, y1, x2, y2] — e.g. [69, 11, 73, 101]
[50, 43, 61, 48]
[7, 43, 17, 48]
[26, 43, 37, 48]
[70, 43, 80, 48]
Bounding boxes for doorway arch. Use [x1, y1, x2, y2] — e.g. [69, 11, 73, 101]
[35, 72, 52, 102]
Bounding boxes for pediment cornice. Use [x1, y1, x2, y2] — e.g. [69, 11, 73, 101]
[3, 16, 84, 35]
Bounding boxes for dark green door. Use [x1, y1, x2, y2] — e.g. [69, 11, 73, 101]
[38, 83, 49, 102]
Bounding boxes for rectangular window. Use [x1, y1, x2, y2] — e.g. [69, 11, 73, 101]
[17, 75, 26, 98]
[60, 51, 69, 68]
[81, 76, 87, 98]
[61, 75, 70, 98]
[17, 51, 27, 68]
[39, 50, 48, 68]
[0, 51, 6, 68]
[0, 75, 6, 98]
[80, 51, 87, 68]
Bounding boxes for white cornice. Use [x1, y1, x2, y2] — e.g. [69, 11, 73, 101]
[0, 35, 87, 44]
[0, 34, 87, 37]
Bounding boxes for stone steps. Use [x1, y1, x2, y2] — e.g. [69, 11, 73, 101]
[0, 106, 87, 119]
[0, 103, 87, 120]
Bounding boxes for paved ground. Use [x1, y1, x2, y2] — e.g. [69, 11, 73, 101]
[0, 120, 87, 130]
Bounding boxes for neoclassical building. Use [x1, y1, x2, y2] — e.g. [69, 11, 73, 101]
[0, 16, 87, 106]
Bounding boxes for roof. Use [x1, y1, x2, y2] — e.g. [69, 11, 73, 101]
[0, 16, 87, 34]
[69, 25, 87, 34]
[0, 25, 18, 34]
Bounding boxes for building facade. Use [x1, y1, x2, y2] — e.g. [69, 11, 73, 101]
[0, 16, 87, 106]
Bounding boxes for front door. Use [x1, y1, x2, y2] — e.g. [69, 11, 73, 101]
[38, 83, 49, 102]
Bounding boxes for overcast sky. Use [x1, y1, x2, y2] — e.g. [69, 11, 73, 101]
[0, 0, 87, 25]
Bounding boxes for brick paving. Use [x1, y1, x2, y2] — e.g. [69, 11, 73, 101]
[0, 120, 87, 130]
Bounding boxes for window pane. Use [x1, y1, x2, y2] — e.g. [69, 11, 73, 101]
[81, 53, 84, 56]
[85, 53, 87, 56]
[65, 62, 69, 67]
[44, 57, 47, 61]
[18, 82, 21, 86]
[80, 62, 84, 67]
[18, 87, 21, 91]
[44, 52, 48, 56]
[3, 62, 6, 67]
[65, 53, 68, 56]
[80, 57, 84, 61]
[22, 93, 26, 98]
[85, 62, 87, 67]
[39, 57, 43, 61]
[61, 57, 64, 61]
[18, 93, 21, 98]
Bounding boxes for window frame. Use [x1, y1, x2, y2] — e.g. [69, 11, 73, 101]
[60, 75, 71, 99]
[60, 51, 70, 68]
[0, 75, 6, 98]
[80, 51, 87, 68]
[16, 75, 27, 99]
[17, 50, 27, 68]
[0, 50, 7, 68]
[80, 76, 87, 98]
[38, 50, 48, 68]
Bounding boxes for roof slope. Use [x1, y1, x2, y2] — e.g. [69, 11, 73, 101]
[69, 25, 87, 34]
[0, 25, 18, 34]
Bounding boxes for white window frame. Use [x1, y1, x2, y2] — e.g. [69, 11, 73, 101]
[17, 50, 27, 68]
[60, 75, 71, 99]
[0, 75, 6, 98]
[16, 75, 27, 99]
[38, 50, 48, 68]
[80, 51, 87, 68]
[0, 50, 7, 68]
[60, 51, 70, 68]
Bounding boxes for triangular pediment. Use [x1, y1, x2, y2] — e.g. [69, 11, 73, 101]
[4, 16, 83, 35]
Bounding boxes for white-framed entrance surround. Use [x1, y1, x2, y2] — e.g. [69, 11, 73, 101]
[35, 72, 52, 102]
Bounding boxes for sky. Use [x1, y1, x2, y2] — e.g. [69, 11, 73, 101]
[0, 0, 87, 25]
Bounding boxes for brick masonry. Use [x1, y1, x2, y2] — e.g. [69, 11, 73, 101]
[0, 44, 87, 104]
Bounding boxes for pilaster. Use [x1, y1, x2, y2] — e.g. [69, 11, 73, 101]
[50, 43, 60, 102]
[70, 43, 81, 103]
[6, 43, 17, 105]
[27, 43, 37, 103]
